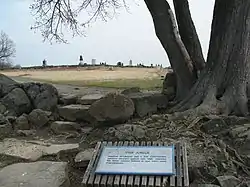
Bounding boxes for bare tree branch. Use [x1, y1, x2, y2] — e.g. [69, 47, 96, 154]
[30, 0, 130, 43]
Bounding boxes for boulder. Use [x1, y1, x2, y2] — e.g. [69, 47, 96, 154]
[89, 93, 135, 124]
[162, 72, 176, 98]
[58, 104, 90, 122]
[74, 148, 95, 167]
[22, 82, 58, 111]
[0, 114, 13, 139]
[0, 161, 70, 187]
[0, 138, 79, 161]
[128, 92, 168, 117]
[59, 93, 78, 105]
[0, 74, 18, 98]
[77, 93, 105, 105]
[51, 121, 81, 134]
[14, 114, 30, 130]
[0, 102, 6, 114]
[121, 87, 141, 95]
[1, 87, 32, 116]
[216, 176, 240, 187]
[28, 109, 50, 128]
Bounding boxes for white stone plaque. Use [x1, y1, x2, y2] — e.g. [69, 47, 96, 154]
[95, 146, 175, 175]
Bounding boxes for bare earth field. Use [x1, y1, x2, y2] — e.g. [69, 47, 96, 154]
[2, 67, 168, 91]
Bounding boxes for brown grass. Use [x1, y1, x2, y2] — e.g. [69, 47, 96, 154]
[1, 67, 168, 89]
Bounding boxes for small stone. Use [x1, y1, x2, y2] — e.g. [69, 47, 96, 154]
[0, 103, 6, 114]
[121, 87, 141, 95]
[59, 94, 78, 105]
[16, 130, 36, 136]
[50, 121, 81, 134]
[0, 123, 12, 139]
[77, 94, 104, 105]
[58, 104, 90, 122]
[216, 176, 240, 187]
[108, 124, 146, 141]
[5, 116, 16, 123]
[202, 119, 227, 135]
[15, 114, 30, 130]
[74, 148, 95, 167]
[81, 127, 93, 134]
[28, 109, 50, 128]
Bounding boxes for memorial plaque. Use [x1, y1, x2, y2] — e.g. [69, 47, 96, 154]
[95, 146, 175, 175]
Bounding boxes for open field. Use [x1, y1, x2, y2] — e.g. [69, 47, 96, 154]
[2, 67, 168, 90]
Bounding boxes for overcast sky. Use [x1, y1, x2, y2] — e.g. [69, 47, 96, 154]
[0, 0, 214, 67]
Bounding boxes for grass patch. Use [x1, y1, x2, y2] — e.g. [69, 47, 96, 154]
[16, 77, 163, 90]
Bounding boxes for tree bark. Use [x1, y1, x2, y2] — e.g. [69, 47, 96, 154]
[172, 0, 250, 117]
[144, 0, 196, 100]
[173, 0, 206, 73]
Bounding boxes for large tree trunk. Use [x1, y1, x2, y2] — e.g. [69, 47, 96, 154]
[172, 0, 250, 117]
[173, 0, 206, 73]
[144, 0, 196, 100]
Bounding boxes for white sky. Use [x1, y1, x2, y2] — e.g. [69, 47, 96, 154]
[0, 0, 214, 67]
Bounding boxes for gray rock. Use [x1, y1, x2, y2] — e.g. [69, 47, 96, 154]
[0, 161, 70, 187]
[1, 88, 32, 116]
[0, 74, 17, 85]
[0, 114, 13, 139]
[16, 130, 36, 137]
[121, 87, 141, 95]
[89, 93, 135, 124]
[229, 124, 250, 138]
[0, 124, 12, 139]
[0, 74, 18, 98]
[51, 121, 81, 134]
[5, 116, 16, 123]
[74, 148, 95, 167]
[14, 114, 30, 130]
[0, 138, 79, 161]
[22, 82, 58, 111]
[77, 93, 104, 105]
[216, 176, 240, 187]
[0, 102, 6, 114]
[128, 92, 168, 117]
[59, 94, 78, 105]
[58, 104, 90, 122]
[81, 127, 93, 134]
[107, 124, 146, 141]
[162, 72, 176, 99]
[202, 118, 228, 135]
[28, 109, 50, 128]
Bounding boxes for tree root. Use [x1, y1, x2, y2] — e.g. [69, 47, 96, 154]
[169, 84, 248, 120]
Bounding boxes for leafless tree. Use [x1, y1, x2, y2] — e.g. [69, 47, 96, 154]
[0, 31, 16, 68]
[30, 0, 250, 117]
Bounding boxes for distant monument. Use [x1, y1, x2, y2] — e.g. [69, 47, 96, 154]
[79, 55, 84, 65]
[42, 59, 47, 68]
[129, 60, 133, 66]
[91, 59, 96, 65]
